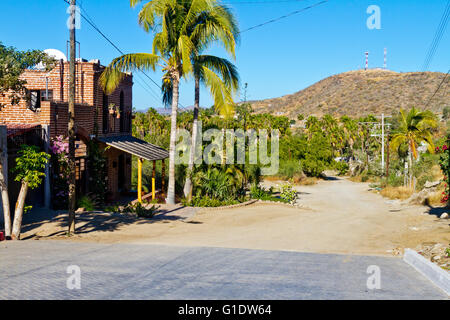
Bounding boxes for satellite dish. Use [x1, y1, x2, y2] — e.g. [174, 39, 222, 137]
[43, 49, 67, 61]
[35, 49, 67, 70]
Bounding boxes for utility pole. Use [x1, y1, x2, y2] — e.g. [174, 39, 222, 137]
[381, 113, 384, 171]
[68, 0, 76, 234]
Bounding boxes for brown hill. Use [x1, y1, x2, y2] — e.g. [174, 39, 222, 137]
[250, 69, 450, 118]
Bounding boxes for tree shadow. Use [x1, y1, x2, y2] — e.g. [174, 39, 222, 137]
[20, 204, 199, 240]
[424, 204, 449, 218]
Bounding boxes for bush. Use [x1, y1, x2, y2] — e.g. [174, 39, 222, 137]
[250, 184, 271, 199]
[77, 195, 97, 211]
[302, 155, 327, 177]
[333, 161, 349, 175]
[278, 159, 302, 179]
[279, 183, 298, 204]
[185, 196, 240, 207]
[119, 202, 160, 218]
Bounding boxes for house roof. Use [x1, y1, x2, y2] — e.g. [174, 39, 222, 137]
[98, 135, 169, 161]
[6, 124, 41, 138]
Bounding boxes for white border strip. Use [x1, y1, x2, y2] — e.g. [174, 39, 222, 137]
[403, 248, 450, 296]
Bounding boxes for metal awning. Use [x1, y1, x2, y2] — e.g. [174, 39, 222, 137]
[98, 135, 169, 161]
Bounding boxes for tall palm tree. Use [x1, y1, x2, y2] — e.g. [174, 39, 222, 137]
[155, 2, 240, 200]
[101, 0, 218, 204]
[390, 107, 437, 187]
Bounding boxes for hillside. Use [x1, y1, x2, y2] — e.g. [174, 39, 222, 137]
[250, 69, 450, 118]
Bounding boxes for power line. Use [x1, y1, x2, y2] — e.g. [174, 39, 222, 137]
[238, 0, 328, 33]
[62, 0, 173, 109]
[424, 68, 450, 109]
[421, 0, 450, 71]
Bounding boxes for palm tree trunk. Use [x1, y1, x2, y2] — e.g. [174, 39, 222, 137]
[166, 72, 180, 205]
[11, 182, 28, 240]
[0, 160, 11, 238]
[183, 76, 200, 201]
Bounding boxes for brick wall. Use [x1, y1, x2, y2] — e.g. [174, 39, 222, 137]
[0, 60, 134, 200]
[0, 60, 133, 138]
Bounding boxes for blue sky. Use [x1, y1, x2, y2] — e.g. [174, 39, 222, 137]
[1, 0, 449, 111]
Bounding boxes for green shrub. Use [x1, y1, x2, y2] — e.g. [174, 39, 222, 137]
[333, 161, 349, 175]
[120, 202, 160, 218]
[280, 183, 298, 204]
[278, 159, 302, 179]
[77, 195, 96, 211]
[250, 184, 271, 199]
[185, 196, 240, 207]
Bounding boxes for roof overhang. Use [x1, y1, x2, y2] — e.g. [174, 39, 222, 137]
[97, 135, 169, 161]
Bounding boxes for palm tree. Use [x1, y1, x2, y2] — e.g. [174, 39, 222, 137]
[156, 2, 240, 201]
[101, 0, 218, 204]
[390, 107, 437, 188]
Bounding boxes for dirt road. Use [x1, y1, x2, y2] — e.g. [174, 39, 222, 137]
[22, 177, 449, 256]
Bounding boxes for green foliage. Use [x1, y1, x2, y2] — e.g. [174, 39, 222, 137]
[279, 183, 297, 204]
[443, 106, 450, 120]
[436, 143, 449, 204]
[0, 42, 55, 109]
[184, 196, 240, 207]
[278, 159, 302, 179]
[77, 194, 98, 212]
[297, 114, 304, 121]
[193, 167, 236, 200]
[333, 161, 349, 175]
[87, 141, 109, 205]
[120, 202, 160, 218]
[13, 145, 49, 189]
[250, 184, 271, 199]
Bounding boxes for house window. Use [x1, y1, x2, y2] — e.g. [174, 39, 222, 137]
[41, 90, 53, 101]
[119, 91, 125, 132]
[29, 90, 41, 111]
[102, 93, 109, 134]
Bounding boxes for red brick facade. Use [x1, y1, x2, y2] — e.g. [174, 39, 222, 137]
[0, 60, 133, 200]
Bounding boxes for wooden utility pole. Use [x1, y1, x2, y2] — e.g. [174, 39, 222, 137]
[67, 0, 76, 234]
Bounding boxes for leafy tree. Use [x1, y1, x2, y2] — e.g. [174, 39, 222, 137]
[10, 145, 49, 240]
[0, 42, 55, 109]
[443, 106, 450, 120]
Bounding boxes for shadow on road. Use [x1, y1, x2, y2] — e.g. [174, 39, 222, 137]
[424, 204, 449, 218]
[20, 205, 197, 240]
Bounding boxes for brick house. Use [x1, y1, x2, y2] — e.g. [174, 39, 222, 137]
[0, 58, 168, 210]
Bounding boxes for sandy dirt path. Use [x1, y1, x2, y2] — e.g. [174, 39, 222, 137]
[22, 177, 449, 256]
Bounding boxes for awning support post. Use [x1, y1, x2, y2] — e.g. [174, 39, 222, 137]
[137, 158, 143, 203]
[152, 160, 156, 200]
[161, 159, 166, 196]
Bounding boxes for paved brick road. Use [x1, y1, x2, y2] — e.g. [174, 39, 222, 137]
[0, 241, 446, 299]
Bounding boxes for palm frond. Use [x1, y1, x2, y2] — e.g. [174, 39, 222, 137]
[100, 53, 160, 94]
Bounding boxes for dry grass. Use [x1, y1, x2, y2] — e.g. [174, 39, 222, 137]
[250, 70, 449, 118]
[264, 175, 318, 185]
[349, 175, 379, 183]
[424, 184, 446, 206]
[295, 177, 318, 185]
[380, 186, 414, 200]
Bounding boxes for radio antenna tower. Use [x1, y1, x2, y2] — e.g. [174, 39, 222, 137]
[384, 48, 387, 69]
[365, 51, 369, 70]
